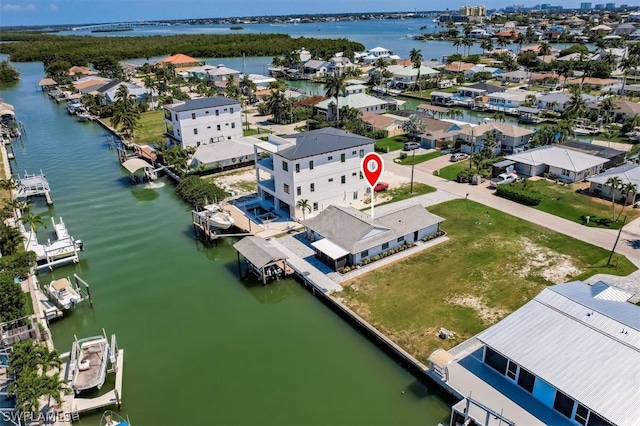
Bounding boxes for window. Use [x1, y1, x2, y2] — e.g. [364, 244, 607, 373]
[484, 347, 508, 375]
[296, 186, 301, 196]
[574, 404, 589, 426]
[295, 163, 300, 173]
[230, 107, 234, 114]
[397, 236, 405, 243]
[283, 184, 290, 194]
[174, 113, 178, 120]
[553, 391, 575, 419]
[191, 113, 196, 119]
[360, 250, 369, 258]
[193, 128, 198, 135]
[359, 171, 364, 180]
[309, 160, 314, 170]
[341, 153, 346, 162]
[341, 175, 346, 184]
[328, 178, 333, 183]
[313, 202, 318, 211]
[352, 150, 357, 155]
[517, 367, 535, 393]
[205, 110, 210, 114]
[353, 191, 358, 200]
[217, 125, 221, 131]
[506, 360, 517, 380]
[360, 149, 365, 158]
[382, 242, 389, 250]
[310, 183, 315, 192]
[231, 123, 235, 129]
[328, 156, 333, 161]
[562, 169, 570, 177]
[352, 172, 357, 176]
[215, 110, 219, 116]
[282, 161, 288, 172]
[587, 412, 614, 426]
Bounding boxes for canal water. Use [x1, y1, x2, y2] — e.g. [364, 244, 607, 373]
[0, 62, 451, 424]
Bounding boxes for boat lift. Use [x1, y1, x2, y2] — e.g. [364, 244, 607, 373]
[15, 170, 53, 205]
[43, 274, 94, 312]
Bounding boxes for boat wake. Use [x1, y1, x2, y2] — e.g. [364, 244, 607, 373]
[144, 181, 165, 189]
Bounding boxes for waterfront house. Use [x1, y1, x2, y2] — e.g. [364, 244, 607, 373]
[361, 112, 407, 137]
[428, 280, 639, 426]
[495, 70, 529, 84]
[418, 119, 471, 149]
[185, 64, 242, 83]
[98, 81, 148, 104]
[155, 53, 203, 74]
[358, 47, 401, 64]
[386, 64, 440, 89]
[67, 66, 98, 81]
[163, 97, 242, 149]
[301, 60, 330, 78]
[314, 84, 394, 121]
[505, 145, 607, 182]
[588, 163, 640, 205]
[463, 65, 503, 80]
[443, 62, 475, 74]
[190, 137, 259, 171]
[487, 90, 530, 113]
[457, 122, 535, 154]
[73, 76, 112, 95]
[253, 128, 374, 220]
[430, 91, 456, 107]
[245, 74, 277, 90]
[303, 204, 444, 270]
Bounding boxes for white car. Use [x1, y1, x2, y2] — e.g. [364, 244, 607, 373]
[489, 173, 519, 188]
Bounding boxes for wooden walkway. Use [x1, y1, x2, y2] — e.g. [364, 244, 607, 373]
[266, 239, 343, 293]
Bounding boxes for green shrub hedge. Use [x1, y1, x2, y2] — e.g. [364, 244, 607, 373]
[495, 185, 541, 206]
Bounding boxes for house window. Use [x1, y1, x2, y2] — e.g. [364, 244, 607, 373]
[215, 110, 219, 116]
[313, 202, 318, 211]
[360, 149, 365, 158]
[517, 367, 535, 393]
[217, 125, 221, 131]
[341, 175, 346, 184]
[484, 347, 508, 375]
[283, 183, 290, 194]
[397, 236, 405, 243]
[193, 128, 198, 135]
[553, 391, 574, 419]
[359, 172, 363, 180]
[382, 242, 389, 250]
[295, 163, 300, 173]
[191, 113, 196, 119]
[328, 156, 333, 161]
[174, 113, 178, 120]
[282, 161, 288, 171]
[506, 360, 518, 380]
[230, 107, 234, 114]
[231, 123, 235, 129]
[360, 250, 369, 257]
[341, 153, 346, 162]
[328, 178, 333, 183]
[310, 183, 315, 192]
[309, 160, 314, 170]
[353, 191, 358, 200]
[296, 186, 301, 196]
[352, 172, 357, 176]
[205, 110, 209, 114]
[574, 404, 589, 426]
[352, 151, 357, 155]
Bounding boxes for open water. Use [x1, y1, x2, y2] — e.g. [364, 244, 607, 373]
[0, 60, 451, 424]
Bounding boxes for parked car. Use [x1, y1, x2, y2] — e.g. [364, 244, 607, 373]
[488, 172, 519, 188]
[374, 182, 389, 192]
[403, 142, 420, 151]
[450, 153, 469, 162]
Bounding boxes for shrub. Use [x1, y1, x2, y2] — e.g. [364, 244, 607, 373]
[373, 255, 380, 261]
[342, 266, 351, 273]
[495, 185, 541, 206]
[399, 152, 408, 160]
[456, 169, 474, 183]
[176, 176, 228, 208]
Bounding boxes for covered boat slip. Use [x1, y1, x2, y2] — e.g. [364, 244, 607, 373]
[120, 158, 160, 183]
[233, 236, 289, 285]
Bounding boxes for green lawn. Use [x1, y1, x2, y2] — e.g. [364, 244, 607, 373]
[511, 179, 640, 229]
[411, 86, 458, 98]
[396, 150, 442, 165]
[244, 128, 272, 137]
[340, 199, 636, 360]
[375, 135, 408, 152]
[24, 291, 34, 316]
[435, 159, 472, 180]
[377, 183, 436, 206]
[131, 110, 166, 146]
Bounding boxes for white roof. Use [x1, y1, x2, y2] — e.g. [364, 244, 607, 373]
[192, 137, 258, 165]
[477, 281, 640, 426]
[388, 65, 440, 77]
[588, 163, 640, 186]
[369, 46, 389, 53]
[315, 93, 389, 111]
[121, 158, 153, 174]
[311, 238, 350, 260]
[506, 146, 608, 172]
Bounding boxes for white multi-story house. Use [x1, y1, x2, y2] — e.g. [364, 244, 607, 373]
[314, 84, 397, 120]
[163, 97, 242, 149]
[253, 128, 374, 220]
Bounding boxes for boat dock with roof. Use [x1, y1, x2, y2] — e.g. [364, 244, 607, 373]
[21, 216, 84, 271]
[15, 170, 53, 205]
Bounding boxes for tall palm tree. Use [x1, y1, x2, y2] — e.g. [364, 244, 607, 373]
[324, 73, 347, 123]
[265, 89, 290, 124]
[617, 182, 638, 221]
[538, 41, 552, 56]
[296, 199, 311, 221]
[480, 39, 494, 54]
[142, 74, 155, 110]
[605, 176, 623, 221]
[564, 89, 587, 120]
[599, 96, 617, 125]
[239, 75, 257, 99]
[409, 48, 423, 91]
[20, 212, 45, 248]
[515, 33, 526, 54]
[453, 38, 463, 54]
[2, 198, 29, 219]
[462, 38, 474, 57]
[619, 56, 639, 98]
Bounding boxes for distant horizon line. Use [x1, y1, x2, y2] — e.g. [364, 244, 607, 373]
[5, 5, 635, 30]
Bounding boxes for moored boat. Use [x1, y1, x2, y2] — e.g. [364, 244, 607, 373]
[100, 410, 130, 426]
[46, 277, 82, 309]
[202, 204, 235, 229]
[69, 334, 110, 393]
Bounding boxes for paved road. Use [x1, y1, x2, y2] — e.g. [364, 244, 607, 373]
[382, 152, 640, 262]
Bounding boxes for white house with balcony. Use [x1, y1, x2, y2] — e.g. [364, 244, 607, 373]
[457, 122, 535, 154]
[253, 128, 374, 220]
[387, 64, 440, 89]
[487, 90, 530, 113]
[164, 97, 242, 149]
[314, 84, 396, 120]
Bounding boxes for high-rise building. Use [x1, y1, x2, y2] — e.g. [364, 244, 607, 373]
[580, 2, 592, 8]
[605, 2, 615, 9]
[459, 5, 487, 16]
[594, 3, 605, 8]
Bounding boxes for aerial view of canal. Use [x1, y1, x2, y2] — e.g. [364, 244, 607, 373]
[0, 58, 452, 424]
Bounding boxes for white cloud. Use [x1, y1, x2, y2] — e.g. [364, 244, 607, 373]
[0, 3, 37, 12]
[49, 3, 58, 11]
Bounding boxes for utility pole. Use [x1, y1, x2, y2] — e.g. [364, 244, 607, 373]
[607, 216, 627, 267]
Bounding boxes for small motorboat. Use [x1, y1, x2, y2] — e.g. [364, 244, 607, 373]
[202, 204, 235, 230]
[47, 277, 82, 309]
[100, 410, 130, 426]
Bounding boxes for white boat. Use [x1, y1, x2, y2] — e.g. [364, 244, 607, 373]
[573, 124, 601, 136]
[69, 334, 110, 393]
[100, 410, 130, 426]
[47, 277, 82, 309]
[201, 204, 235, 229]
[77, 110, 91, 122]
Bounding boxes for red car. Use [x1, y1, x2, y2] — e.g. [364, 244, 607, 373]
[374, 182, 389, 192]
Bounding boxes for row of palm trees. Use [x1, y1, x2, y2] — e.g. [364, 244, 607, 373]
[8, 341, 69, 422]
[605, 176, 638, 222]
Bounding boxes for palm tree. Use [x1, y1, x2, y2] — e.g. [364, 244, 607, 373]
[0, 178, 17, 191]
[620, 56, 639, 98]
[480, 39, 494, 54]
[515, 33, 526, 54]
[605, 176, 623, 221]
[564, 89, 587, 120]
[265, 89, 290, 124]
[538, 42, 552, 56]
[324, 73, 347, 123]
[296, 199, 311, 221]
[409, 48, 423, 91]
[9, 369, 42, 420]
[239, 75, 257, 99]
[617, 182, 638, 221]
[0, 222, 24, 255]
[462, 38, 474, 57]
[20, 212, 45, 248]
[142, 74, 155, 110]
[599, 96, 617, 125]
[453, 38, 463, 54]
[493, 112, 506, 122]
[2, 198, 29, 219]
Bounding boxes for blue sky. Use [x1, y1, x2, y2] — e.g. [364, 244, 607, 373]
[0, 0, 595, 27]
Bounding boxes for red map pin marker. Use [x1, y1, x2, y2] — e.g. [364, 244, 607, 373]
[361, 153, 384, 187]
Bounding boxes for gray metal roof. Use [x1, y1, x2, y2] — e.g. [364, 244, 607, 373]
[588, 163, 640, 186]
[303, 204, 444, 254]
[506, 146, 607, 172]
[476, 281, 640, 426]
[278, 128, 373, 160]
[233, 237, 287, 269]
[168, 97, 239, 112]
